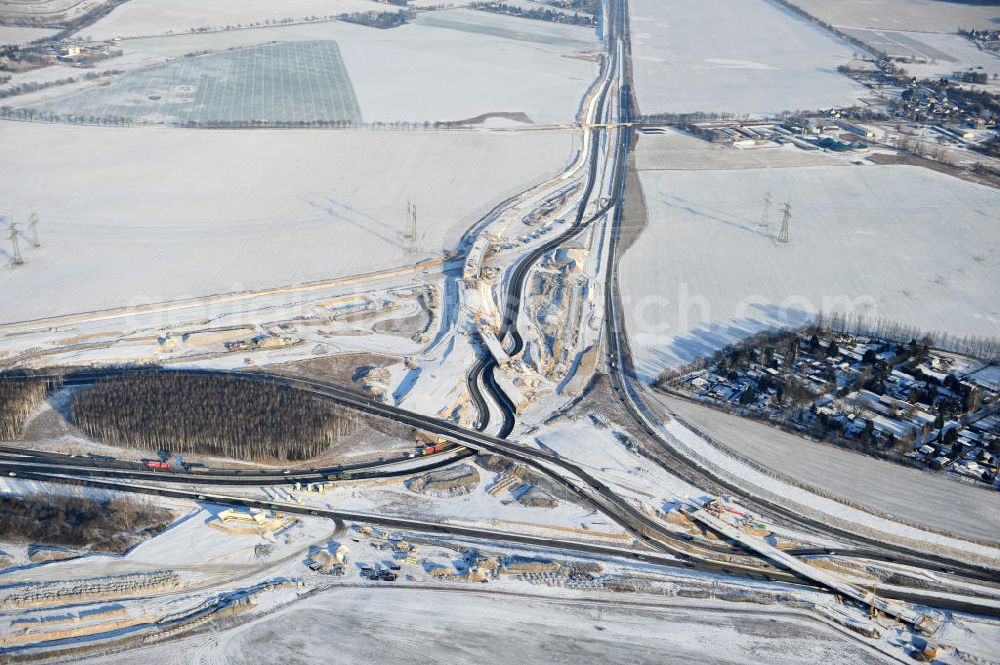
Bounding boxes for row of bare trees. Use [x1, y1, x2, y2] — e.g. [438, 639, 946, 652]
[818, 312, 1000, 363]
[70, 373, 360, 462]
[0, 372, 57, 440]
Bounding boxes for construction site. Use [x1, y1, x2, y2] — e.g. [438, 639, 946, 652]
[0, 0, 998, 662]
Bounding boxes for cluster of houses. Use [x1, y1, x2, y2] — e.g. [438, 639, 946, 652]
[894, 81, 997, 131]
[830, 54, 998, 140]
[684, 91, 1000, 158]
[669, 332, 999, 487]
[959, 28, 1000, 56]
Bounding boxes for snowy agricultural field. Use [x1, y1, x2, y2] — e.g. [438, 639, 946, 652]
[628, 0, 866, 117]
[842, 28, 1000, 82]
[0, 25, 56, 46]
[0, 122, 579, 323]
[620, 159, 1000, 381]
[77, 587, 901, 665]
[31, 41, 363, 126]
[20, 9, 599, 126]
[0, 0, 112, 25]
[78, 0, 386, 39]
[659, 394, 1000, 545]
[534, 421, 703, 506]
[784, 0, 1000, 32]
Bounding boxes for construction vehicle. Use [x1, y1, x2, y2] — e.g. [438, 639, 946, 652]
[705, 498, 767, 530]
[420, 443, 447, 456]
[370, 569, 397, 582]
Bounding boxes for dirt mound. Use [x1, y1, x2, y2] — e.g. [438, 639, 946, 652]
[407, 464, 480, 497]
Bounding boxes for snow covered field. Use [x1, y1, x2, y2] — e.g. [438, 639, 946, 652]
[785, 0, 1000, 32]
[0, 26, 55, 46]
[628, 0, 866, 117]
[59, 8, 600, 125]
[0, 122, 578, 323]
[78, 587, 900, 665]
[659, 394, 1000, 544]
[78, 0, 386, 38]
[535, 421, 703, 507]
[32, 40, 363, 125]
[842, 28, 1000, 82]
[620, 157, 1000, 380]
[0, 0, 112, 25]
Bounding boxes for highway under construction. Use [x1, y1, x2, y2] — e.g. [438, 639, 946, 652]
[4, 364, 1000, 628]
[1, 0, 999, 661]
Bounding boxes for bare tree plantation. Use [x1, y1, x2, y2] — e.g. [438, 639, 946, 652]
[0, 492, 174, 553]
[0, 372, 58, 440]
[70, 373, 361, 462]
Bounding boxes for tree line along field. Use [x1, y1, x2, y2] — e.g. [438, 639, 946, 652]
[70, 373, 361, 462]
[0, 492, 173, 554]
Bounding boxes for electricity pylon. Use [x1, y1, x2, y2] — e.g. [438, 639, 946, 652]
[404, 200, 418, 253]
[7, 216, 23, 266]
[27, 210, 39, 248]
[776, 202, 791, 244]
[759, 190, 772, 228]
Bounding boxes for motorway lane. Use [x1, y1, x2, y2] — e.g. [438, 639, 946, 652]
[1, 0, 994, 629]
[595, 0, 999, 587]
[10, 468, 999, 618]
[5, 367, 794, 572]
[0, 449, 473, 486]
[9, 367, 1000, 610]
[0, 442, 472, 485]
[467, 357, 492, 432]
[467, 6, 624, 435]
[595, 122, 1000, 581]
[29, 368, 1000, 594]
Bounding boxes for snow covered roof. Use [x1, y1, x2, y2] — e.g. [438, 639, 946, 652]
[873, 415, 915, 438]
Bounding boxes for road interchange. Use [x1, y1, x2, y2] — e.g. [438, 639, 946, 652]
[2, 0, 998, 640]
